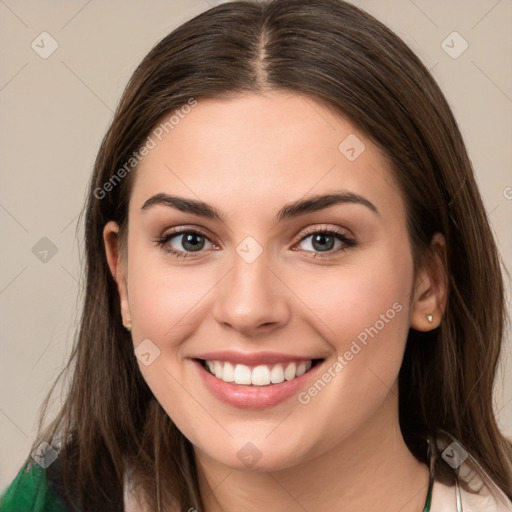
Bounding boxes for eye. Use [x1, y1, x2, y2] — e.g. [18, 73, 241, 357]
[155, 229, 216, 258]
[155, 226, 356, 259]
[293, 227, 356, 257]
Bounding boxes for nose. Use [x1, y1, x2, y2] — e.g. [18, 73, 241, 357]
[213, 249, 291, 337]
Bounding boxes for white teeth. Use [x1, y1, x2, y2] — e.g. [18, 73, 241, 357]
[234, 364, 252, 385]
[252, 365, 270, 386]
[203, 359, 315, 386]
[213, 361, 223, 378]
[296, 362, 306, 376]
[222, 361, 235, 382]
[270, 364, 285, 384]
[284, 362, 296, 381]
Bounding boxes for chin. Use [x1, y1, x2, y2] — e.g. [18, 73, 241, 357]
[195, 437, 313, 473]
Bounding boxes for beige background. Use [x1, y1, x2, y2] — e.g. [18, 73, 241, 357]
[0, 0, 511, 491]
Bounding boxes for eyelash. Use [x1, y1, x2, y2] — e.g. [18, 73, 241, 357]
[155, 226, 356, 259]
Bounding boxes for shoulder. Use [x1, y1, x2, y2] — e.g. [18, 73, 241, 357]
[431, 477, 512, 512]
[0, 459, 70, 512]
[430, 433, 512, 511]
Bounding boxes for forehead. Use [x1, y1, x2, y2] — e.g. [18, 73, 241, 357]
[130, 91, 405, 223]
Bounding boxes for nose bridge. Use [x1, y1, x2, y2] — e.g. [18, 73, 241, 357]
[213, 241, 289, 333]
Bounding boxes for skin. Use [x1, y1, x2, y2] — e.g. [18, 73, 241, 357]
[104, 90, 447, 512]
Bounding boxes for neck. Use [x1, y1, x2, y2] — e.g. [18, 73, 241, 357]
[194, 391, 430, 512]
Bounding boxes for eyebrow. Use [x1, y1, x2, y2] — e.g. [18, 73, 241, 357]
[140, 190, 379, 222]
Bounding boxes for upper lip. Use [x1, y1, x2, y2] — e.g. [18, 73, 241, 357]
[192, 351, 324, 366]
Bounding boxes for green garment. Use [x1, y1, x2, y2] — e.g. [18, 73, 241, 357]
[0, 461, 69, 512]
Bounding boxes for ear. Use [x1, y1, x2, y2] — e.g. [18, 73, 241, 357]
[410, 233, 448, 332]
[103, 221, 131, 330]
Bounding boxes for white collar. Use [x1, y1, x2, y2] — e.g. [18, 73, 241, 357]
[431, 477, 511, 511]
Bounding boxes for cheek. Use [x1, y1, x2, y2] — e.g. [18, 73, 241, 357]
[127, 246, 212, 343]
[293, 240, 414, 400]
[125, 250, 215, 434]
[297, 243, 412, 348]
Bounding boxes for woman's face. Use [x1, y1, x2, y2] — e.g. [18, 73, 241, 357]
[105, 91, 429, 472]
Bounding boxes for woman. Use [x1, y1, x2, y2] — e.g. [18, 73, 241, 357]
[1, 0, 511, 510]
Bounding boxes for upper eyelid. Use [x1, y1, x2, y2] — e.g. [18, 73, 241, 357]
[299, 224, 353, 238]
[162, 226, 216, 244]
[162, 224, 352, 238]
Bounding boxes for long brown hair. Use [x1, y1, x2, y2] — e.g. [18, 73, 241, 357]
[28, 0, 512, 510]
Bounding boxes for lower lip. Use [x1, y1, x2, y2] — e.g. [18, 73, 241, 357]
[192, 359, 325, 409]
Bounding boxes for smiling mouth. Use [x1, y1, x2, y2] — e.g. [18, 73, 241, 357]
[195, 358, 324, 386]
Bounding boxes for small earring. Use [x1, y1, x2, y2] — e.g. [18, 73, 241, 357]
[425, 314, 434, 324]
[124, 324, 132, 332]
